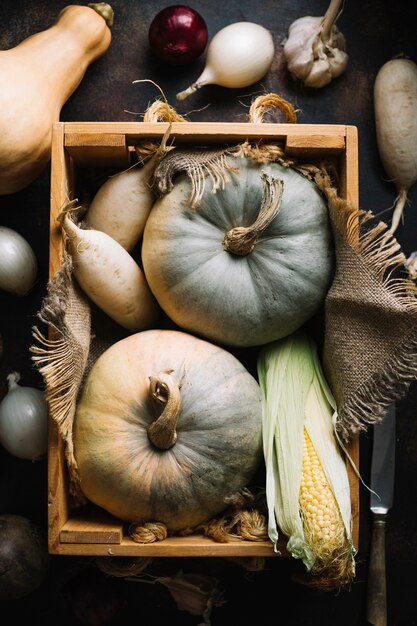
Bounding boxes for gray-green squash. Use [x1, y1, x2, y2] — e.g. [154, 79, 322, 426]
[142, 154, 334, 347]
[73, 329, 262, 530]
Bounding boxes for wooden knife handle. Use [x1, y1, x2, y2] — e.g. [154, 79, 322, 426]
[366, 512, 387, 626]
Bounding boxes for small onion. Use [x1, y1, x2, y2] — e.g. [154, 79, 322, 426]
[149, 5, 208, 66]
[0, 226, 37, 295]
[0, 372, 48, 461]
[176, 21, 274, 101]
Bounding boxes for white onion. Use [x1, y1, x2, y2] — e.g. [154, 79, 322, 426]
[176, 22, 274, 101]
[0, 226, 37, 295]
[0, 372, 48, 461]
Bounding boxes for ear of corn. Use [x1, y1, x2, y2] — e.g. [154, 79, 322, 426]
[257, 330, 356, 590]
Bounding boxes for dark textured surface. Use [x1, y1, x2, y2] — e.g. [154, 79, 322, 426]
[0, 1, 416, 623]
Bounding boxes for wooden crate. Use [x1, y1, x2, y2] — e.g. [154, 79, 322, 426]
[48, 121, 360, 556]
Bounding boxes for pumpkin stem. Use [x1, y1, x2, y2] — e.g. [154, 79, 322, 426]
[147, 370, 181, 450]
[223, 174, 283, 256]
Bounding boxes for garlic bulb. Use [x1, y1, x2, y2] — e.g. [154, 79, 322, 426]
[283, 0, 348, 88]
[0, 372, 48, 461]
[0, 226, 37, 295]
[176, 22, 274, 101]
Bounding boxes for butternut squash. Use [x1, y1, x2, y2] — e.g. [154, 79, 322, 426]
[0, 3, 113, 195]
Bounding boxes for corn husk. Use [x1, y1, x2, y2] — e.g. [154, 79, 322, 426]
[257, 330, 356, 589]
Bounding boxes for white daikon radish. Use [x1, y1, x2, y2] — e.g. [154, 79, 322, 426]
[59, 203, 159, 331]
[84, 155, 157, 252]
[374, 57, 417, 233]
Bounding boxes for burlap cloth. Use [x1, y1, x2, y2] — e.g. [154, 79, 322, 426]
[317, 177, 417, 441]
[31, 94, 417, 500]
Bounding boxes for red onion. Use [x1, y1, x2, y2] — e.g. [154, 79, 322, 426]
[148, 5, 208, 66]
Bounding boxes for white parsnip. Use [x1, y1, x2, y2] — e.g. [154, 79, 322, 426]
[374, 57, 417, 233]
[59, 205, 159, 332]
[84, 155, 157, 252]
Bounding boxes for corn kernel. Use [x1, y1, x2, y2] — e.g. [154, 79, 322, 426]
[299, 428, 344, 549]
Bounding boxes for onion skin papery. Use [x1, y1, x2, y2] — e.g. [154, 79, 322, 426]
[148, 5, 208, 66]
[73, 329, 263, 530]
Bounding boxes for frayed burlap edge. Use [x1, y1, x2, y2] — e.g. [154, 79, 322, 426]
[152, 92, 300, 208]
[335, 329, 417, 441]
[153, 149, 238, 209]
[152, 143, 299, 209]
[31, 252, 90, 505]
[313, 169, 417, 440]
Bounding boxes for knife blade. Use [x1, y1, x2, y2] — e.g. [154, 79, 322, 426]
[366, 403, 396, 626]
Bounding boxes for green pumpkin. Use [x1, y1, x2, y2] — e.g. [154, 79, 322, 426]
[142, 155, 334, 347]
[73, 329, 262, 530]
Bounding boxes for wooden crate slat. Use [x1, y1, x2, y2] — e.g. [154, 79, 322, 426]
[48, 122, 72, 553]
[50, 122, 70, 279]
[60, 516, 124, 545]
[62, 121, 349, 145]
[343, 125, 360, 207]
[285, 134, 345, 156]
[54, 536, 283, 557]
[347, 436, 360, 550]
[65, 132, 129, 167]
